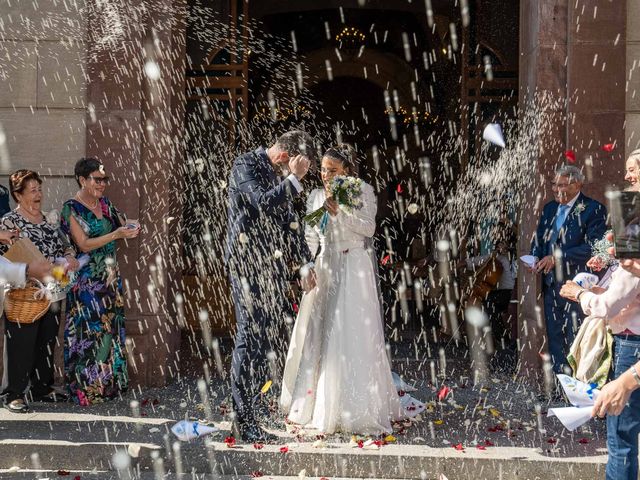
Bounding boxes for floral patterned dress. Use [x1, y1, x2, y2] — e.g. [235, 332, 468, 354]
[60, 197, 128, 405]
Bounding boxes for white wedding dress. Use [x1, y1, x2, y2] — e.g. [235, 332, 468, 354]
[280, 182, 404, 435]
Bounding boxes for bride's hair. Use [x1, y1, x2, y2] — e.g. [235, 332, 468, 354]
[324, 143, 358, 175]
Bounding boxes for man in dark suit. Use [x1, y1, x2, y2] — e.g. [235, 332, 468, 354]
[225, 130, 316, 443]
[530, 165, 607, 374]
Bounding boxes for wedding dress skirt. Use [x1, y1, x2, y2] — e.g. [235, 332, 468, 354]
[280, 185, 403, 435]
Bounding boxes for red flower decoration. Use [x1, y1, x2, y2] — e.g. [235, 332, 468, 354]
[437, 385, 451, 402]
[381, 254, 391, 266]
[253, 443, 264, 450]
[564, 150, 576, 163]
[453, 443, 464, 451]
[279, 446, 289, 453]
[250, 472, 263, 478]
[602, 143, 615, 152]
[357, 440, 364, 448]
[224, 436, 236, 447]
[578, 438, 590, 444]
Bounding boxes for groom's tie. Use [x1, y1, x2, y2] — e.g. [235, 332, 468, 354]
[547, 204, 569, 255]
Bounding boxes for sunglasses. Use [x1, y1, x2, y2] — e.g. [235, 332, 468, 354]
[88, 175, 110, 185]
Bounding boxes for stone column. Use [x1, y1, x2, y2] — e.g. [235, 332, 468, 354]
[518, 0, 626, 382]
[0, 0, 87, 382]
[85, 0, 185, 387]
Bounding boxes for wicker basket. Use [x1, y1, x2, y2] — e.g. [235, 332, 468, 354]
[5, 283, 51, 324]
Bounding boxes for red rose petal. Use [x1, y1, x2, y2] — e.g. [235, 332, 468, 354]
[141, 398, 150, 407]
[253, 443, 264, 450]
[484, 439, 495, 446]
[397, 183, 403, 193]
[280, 446, 289, 453]
[251, 472, 263, 478]
[293, 303, 299, 313]
[57, 471, 70, 477]
[578, 438, 590, 444]
[381, 254, 391, 266]
[437, 385, 451, 402]
[547, 438, 557, 444]
[564, 150, 576, 163]
[224, 436, 236, 447]
[602, 143, 615, 152]
[453, 443, 464, 451]
[476, 445, 486, 450]
[74, 476, 81, 480]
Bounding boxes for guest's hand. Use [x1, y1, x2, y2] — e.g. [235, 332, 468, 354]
[586, 255, 606, 272]
[559, 281, 583, 302]
[324, 197, 339, 217]
[0, 229, 18, 246]
[535, 255, 555, 274]
[27, 260, 53, 282]
[114, 226, 140, 240]
[65, 256, 80, 272]
[300, 268, 316, 293]
[592, 369, 639, 418]
[289, 155, 310, 180]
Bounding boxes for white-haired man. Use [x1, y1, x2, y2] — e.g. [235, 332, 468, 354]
[530, 165, 607, 374]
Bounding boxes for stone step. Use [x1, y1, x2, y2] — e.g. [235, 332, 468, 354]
[0, 410, 606, 480]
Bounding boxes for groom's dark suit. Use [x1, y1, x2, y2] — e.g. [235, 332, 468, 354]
[226, 147, 311, 430]
[530, 192, 606, 373]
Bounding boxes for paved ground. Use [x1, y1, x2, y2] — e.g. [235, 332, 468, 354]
[0, 347, 608, 480]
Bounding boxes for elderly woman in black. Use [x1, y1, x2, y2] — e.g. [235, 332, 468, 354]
[0, 169, 79, 413]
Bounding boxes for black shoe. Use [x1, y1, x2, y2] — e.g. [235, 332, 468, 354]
[4, 398, 28, 413]
[32, 390, 69, 403]
[236, 422, 279, 444]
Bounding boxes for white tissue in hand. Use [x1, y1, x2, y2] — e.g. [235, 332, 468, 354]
[572, 272, 599, 290]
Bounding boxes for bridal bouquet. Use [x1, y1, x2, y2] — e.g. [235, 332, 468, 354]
[304, 175, 364, 231]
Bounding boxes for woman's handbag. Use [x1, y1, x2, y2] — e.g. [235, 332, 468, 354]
[5, 281, 51, 324]
[567, 315, 613, 389]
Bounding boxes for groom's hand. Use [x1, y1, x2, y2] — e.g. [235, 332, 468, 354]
[300, 268, 316, 292]
[289, 155, 310, 180]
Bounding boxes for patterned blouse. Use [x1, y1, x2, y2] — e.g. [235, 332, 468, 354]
[0, 210, 73, 261]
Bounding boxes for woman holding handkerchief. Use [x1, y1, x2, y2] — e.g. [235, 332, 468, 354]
[0, 169, 80, 413]
[61, 158, 139, 406]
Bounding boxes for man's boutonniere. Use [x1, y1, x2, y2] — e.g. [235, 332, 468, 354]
[573, 202, 586, 217]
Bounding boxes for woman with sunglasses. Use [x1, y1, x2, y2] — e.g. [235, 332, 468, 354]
[60, 158, 139, 405]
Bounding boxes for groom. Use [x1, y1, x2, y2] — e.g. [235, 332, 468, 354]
[225, 130, 317, 443]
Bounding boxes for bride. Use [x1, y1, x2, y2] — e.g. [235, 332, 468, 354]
[280, 144, 404, 435]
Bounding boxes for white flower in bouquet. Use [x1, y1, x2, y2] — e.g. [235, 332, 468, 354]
[304, 175, 363, 229]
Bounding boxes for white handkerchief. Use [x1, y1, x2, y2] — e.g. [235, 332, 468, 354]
[547, 406, 594, 431]
[520, 255, 536, 268]
[547, 375, 600, 431]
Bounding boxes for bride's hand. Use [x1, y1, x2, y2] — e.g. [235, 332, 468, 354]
[324, 198, 339, 217]
[300, 268, 317, 292]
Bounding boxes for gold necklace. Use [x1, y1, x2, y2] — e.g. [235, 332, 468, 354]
[76, 192, 98, 209]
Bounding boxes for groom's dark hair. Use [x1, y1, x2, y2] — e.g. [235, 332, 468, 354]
[276, 130, 317, 161]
